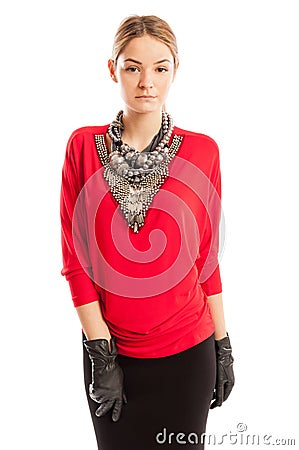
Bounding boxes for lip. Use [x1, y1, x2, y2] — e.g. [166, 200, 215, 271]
[135, 95, 157, 99]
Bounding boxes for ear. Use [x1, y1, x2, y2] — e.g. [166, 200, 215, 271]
[172, 61, 179, 82]
[108, 59, 118, 83]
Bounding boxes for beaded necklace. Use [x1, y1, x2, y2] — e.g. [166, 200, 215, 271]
[95, 111, 183, 233]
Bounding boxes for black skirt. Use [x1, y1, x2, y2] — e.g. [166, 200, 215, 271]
[83, 333, 216, 450]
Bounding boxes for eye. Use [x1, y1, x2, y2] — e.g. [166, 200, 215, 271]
[156, 67, 168, 73]
[125, 66, 140, 72]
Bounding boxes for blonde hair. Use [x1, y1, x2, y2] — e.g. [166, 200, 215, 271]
[111, 15, 179, 68]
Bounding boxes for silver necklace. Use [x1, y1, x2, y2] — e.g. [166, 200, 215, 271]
[95, 111, 183, 233]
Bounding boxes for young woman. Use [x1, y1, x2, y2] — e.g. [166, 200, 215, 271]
[60, 14, 235, 450]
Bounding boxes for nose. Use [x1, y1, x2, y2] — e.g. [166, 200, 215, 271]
[138, 70, 154, 89]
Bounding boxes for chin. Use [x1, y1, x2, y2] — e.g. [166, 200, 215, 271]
[126, 102, 163, 115]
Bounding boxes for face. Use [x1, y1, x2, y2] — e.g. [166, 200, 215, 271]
[108, 35, 177, 114]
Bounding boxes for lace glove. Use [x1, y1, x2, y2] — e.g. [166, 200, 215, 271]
[84, 335, 127, 422]
[210, 333, 235, 409]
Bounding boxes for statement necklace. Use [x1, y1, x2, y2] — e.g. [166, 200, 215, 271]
[95, 111, 183, 233]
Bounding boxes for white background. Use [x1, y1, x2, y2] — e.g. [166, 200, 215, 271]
[1, 0, 298, 449]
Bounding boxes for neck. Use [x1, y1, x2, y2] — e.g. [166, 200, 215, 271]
[121, 109, 163, 152]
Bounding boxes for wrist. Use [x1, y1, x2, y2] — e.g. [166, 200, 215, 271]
[214, 331, 227, 341]
[215, 334, 232, 355]
[84, 335, 117, 356]
[83, 325, 111, 342]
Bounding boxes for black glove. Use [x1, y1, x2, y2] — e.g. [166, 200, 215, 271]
[84, 335, 127, 422]
[210, 333, 234, 409]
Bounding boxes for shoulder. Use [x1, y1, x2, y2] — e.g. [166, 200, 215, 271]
[67, 124, 108, 146]
[65, 124, 108, 159]
[174, 126, 220, 160]
[173, 127, 221, 185]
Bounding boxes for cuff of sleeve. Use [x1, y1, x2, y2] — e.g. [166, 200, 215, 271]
[67, 273, 101, 307]
[199, 265, 222, 297]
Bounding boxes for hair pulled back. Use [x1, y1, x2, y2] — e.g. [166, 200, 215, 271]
[111, 15, 179, 67]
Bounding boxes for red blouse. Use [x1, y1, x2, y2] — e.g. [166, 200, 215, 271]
[60, 125, 222, 358]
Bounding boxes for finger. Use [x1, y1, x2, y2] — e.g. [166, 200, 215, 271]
[209, 389, 216, 408]
[216, 382, 224, 406]
[210, 400, 219, 409]
[210, 398, 222, 409]
[223, 382, 234, 402]
[95, 400, 114, 418]
[210, 383, 224, 409]
[89, 385, 107, 403]
[90, 393, 107, 403]
[112, 399, 122, 422]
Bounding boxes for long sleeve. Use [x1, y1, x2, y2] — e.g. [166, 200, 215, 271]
[60, 132, 100, 307]
[196, 141, 222, 297]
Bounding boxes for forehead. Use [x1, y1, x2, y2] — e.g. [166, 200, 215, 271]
[118, 35, 173, 63]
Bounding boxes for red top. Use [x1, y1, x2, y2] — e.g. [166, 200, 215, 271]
[60, 125, 222, 358]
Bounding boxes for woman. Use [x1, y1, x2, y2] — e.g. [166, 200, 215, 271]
[60, 14, 235, 450]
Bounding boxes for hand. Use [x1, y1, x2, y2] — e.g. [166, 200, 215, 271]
[84, 335, 128, 422]
[210, 333, 234, 409]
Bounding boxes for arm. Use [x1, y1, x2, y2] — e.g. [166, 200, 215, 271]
[81, 301, 127, 422]
[60, 131, 126, 421]
[60, 132, 111, 341]
[76, 300, 111, 342]
[195, 140, 234, 407]
[207, 292, 227, 340]
[60, 131, 101, 307]
[208, 292, 235, 409]
[196, 138, 223, 303]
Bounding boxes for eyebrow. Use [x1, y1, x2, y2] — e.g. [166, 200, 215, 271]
[123, 58, 172, 65]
